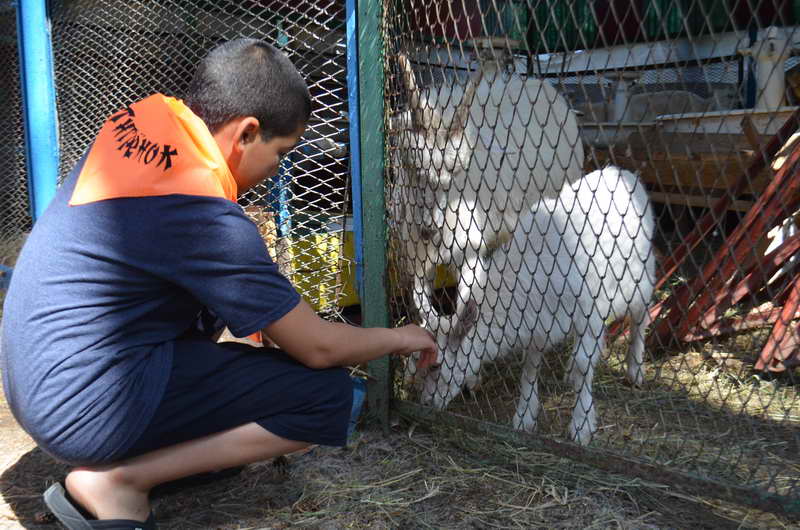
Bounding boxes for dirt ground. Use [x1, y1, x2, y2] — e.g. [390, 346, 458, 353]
[1, 385, 797, 530]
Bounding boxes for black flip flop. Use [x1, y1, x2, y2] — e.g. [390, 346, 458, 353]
[43, 482, 157, 530]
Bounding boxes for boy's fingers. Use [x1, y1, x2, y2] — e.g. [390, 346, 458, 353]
[416, 348, 437, 371]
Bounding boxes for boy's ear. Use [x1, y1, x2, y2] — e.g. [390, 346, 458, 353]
[234, 117, 261, 149]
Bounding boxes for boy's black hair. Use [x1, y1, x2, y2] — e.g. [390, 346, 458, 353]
[185, 39, 311, 140]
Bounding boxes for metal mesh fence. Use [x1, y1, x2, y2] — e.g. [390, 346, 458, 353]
[0, 3, 31, 272]
[386, 0, 800, 513]
[49, 0, 353, 317]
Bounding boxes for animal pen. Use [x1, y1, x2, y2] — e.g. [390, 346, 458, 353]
[1, 0, 799, 519]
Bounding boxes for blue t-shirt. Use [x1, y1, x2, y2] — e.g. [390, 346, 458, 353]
[1, 157, 300, 465]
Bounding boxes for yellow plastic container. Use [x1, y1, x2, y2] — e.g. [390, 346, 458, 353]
[274, 214, 458, 311]
[336, 231, 361, 307]
[291, 232, 341, 270]
[334, 218, 456, 308]
[289, 232, 342, 312]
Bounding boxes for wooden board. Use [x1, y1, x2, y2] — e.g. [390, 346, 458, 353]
[587, 130, 775, 197]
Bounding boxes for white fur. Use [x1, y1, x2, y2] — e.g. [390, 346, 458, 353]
[390, 53, 584, 352]
[416, 167, 656, 446]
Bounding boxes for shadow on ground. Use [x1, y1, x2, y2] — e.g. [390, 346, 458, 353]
[0, 446, 304, 529]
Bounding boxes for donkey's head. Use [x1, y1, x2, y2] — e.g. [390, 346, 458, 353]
[392, 54, 480, 190]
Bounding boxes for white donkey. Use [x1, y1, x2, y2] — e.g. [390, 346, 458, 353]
[390, 51, 585, 342]
[415, 166, 656, 446]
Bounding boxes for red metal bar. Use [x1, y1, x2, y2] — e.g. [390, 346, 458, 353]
[695, 231, 800, 330]
[756, 272, 800, 372]
[675, 155, 800, 341]
[652, 109, 800, 294]
[682, 305, 800, 342]
[651, 131, 800, 348]
[776, 263, 800, 306]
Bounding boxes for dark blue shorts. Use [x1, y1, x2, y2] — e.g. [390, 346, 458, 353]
[122, 338, 354, 458]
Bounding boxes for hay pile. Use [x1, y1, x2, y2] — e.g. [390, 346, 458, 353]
[1, 398, 795, 529]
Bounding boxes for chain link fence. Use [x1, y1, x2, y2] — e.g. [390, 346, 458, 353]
[0, 2, 30, 299]
[3, 0, 799, 516]
[49, 0, 354, 318]
[386, 0, 800, 514]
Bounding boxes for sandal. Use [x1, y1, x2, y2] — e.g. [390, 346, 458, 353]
[43, 482, 157, 530]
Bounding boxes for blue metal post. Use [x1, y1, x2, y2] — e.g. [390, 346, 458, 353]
[272, 23, 293, 237]
[270, 156, 293, 237]
[345, 0, 364, 301]
[16, 0, 60, 221]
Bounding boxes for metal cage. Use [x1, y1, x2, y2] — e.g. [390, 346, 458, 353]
[386, 0, 800, 514]
[0, 2, 30, 297]
[3, 0, 800, 517]
[48, 0, 354, 317]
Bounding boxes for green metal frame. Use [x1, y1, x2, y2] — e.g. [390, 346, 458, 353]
[364, 0, 800, 515]
[357, 0, 391, 429]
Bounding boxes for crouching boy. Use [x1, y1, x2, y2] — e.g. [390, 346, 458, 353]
[1, 38, 435, 529]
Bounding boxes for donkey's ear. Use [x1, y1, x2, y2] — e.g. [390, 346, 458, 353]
[438, 72, 481, 174]
[397, 54, 419, 106]
[447, 71, 482, 138]
[397, 53, 431, 129]
[448, 298, 479, 347]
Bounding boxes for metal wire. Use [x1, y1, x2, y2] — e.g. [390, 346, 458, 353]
[48, 0, 353, 317]
[0, 4, 31, 270]
[2, 0, 799, 515]
[387, 0, 800, 513]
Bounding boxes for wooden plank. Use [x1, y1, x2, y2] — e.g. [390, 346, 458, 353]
[623, 131, 771, 156]
[741, 116, 763, 153]
[682, 306, 800, 341]
[629, 158, 771, 192]
[612, 129, 774, 192]
[648, 108, 800, 348]
[696, 232, 800, 331]
[668, 132, 800, 345]
[647, 191, 754, 212]
[593, 153, 772, 194]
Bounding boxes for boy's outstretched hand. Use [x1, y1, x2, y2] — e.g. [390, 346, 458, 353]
[392, 324, 437, 372]
[265, 300, 438, 370]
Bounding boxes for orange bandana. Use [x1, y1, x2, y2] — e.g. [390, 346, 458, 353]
[70, 94, 238, 205]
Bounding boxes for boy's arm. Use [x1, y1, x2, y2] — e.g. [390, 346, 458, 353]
[263, 299, 436, 370]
